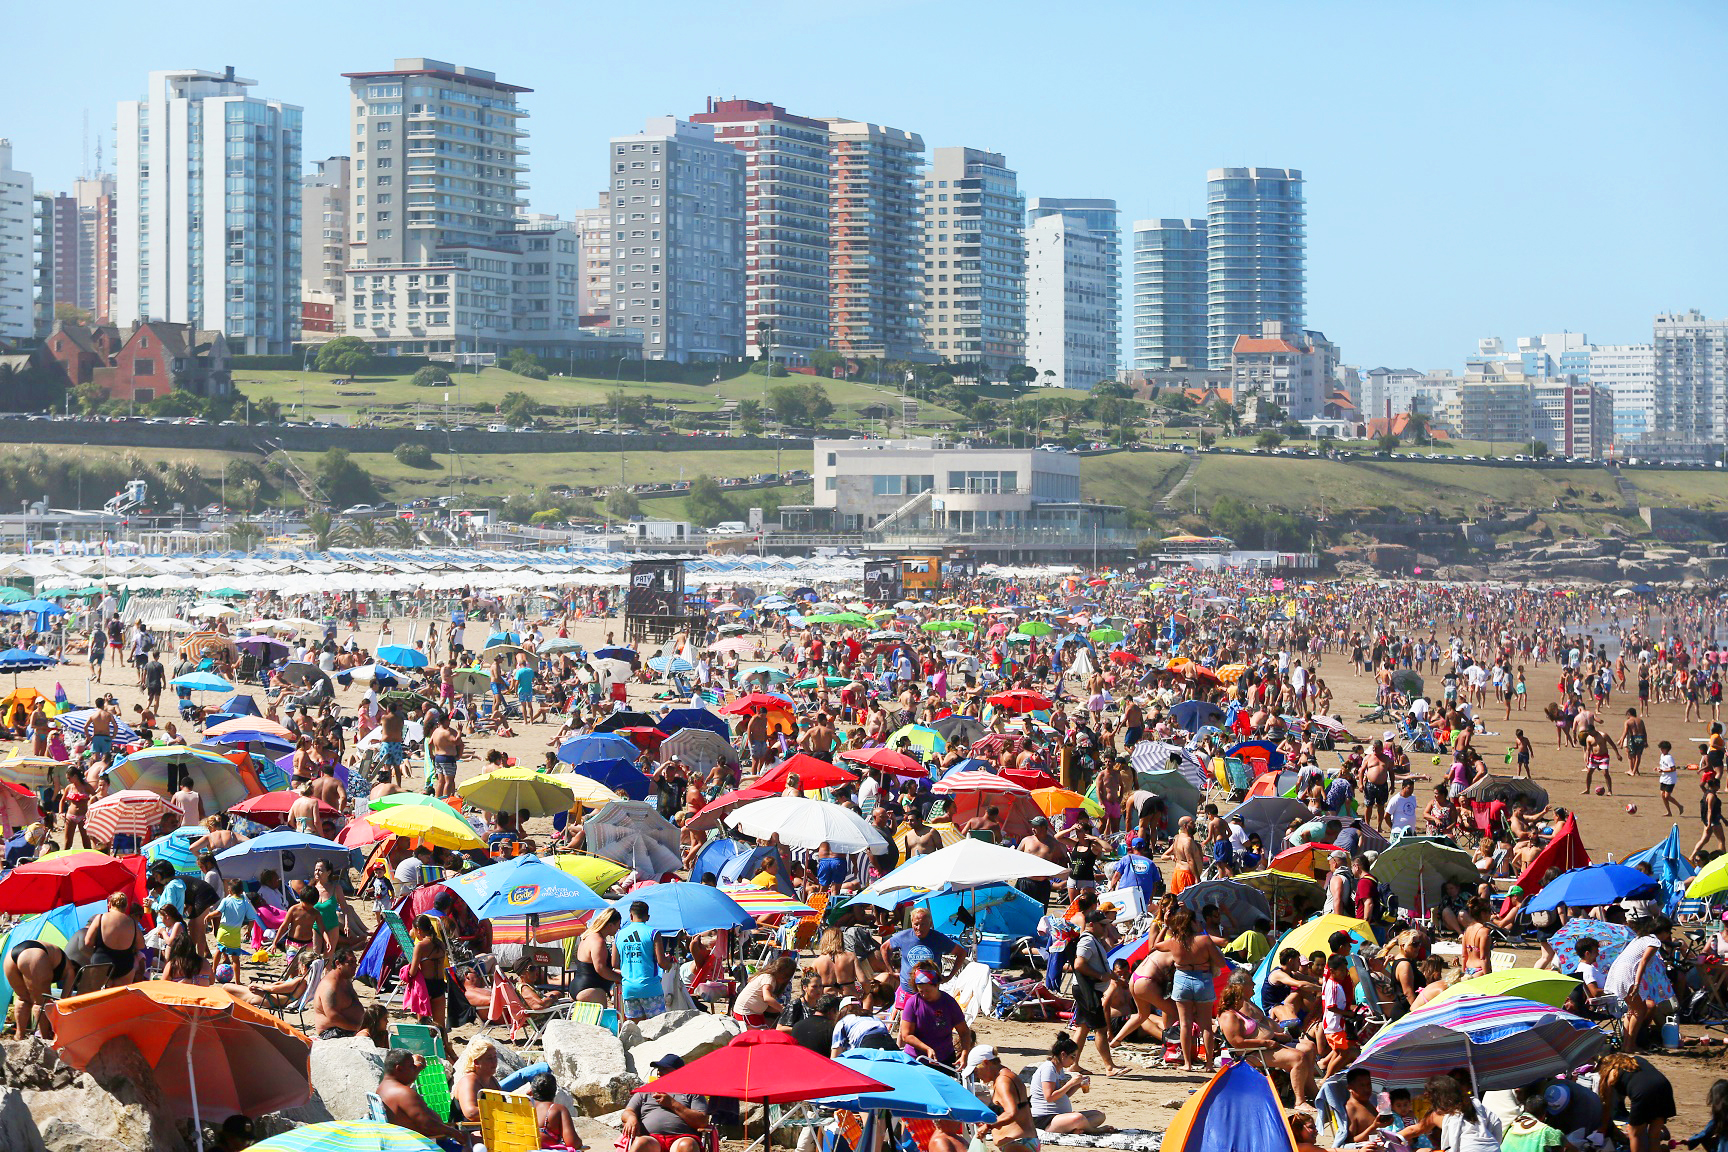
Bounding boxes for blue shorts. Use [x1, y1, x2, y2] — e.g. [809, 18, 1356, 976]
[380, 740, 405, 766]
[92, 733, 112, 759]
[1171, 968, 1215, 1003]
[623, 994, 665, 1021]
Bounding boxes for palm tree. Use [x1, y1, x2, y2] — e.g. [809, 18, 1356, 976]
[380, 517, 418, 546]
[304, 510, 335, 551]
[336, 517, 382, 548]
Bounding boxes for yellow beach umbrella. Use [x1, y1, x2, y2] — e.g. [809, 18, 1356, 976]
[550, 852, 630, 894]
[365, 804, 484, 851]
[545, 772, 624, 809]
[457, 767, 575, 818]
[1430, 968, 1579, 1008]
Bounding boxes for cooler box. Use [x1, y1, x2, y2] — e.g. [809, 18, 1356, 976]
[977, 933, 1021, 968]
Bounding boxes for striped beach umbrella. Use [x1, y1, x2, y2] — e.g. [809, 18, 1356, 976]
[144, 827, 204, 876]
[247, 1121, 442, 1151]
[1354, 994, 1603, 1090]
[720, 882, 817, 920]
[86, 790, 181, 844]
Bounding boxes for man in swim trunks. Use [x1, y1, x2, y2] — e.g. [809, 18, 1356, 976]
[428, 716, 463, 800]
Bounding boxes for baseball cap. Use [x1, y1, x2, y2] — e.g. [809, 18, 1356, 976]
[1329, 851, 1349, 863]
[965, 1045, 1000, 1073]
[650, 1053, 686, 1072]
[1506, 884, 1524, 897]
[1030, 816, 1049, 828]
[838, 996, 860, 1011]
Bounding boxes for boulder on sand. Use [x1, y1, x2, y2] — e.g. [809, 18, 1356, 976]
[19, 1035, 187, 1152]
[619, 1008, 703, 1049]
[543, 1020, 639, 1111]
[626, 1014, 739, 1080]
[280, 1036, 387, 1124]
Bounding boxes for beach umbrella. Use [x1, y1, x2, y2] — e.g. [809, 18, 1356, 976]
[334, 819, 393, 849]
[822, 1047, 996, 1120]
[1624, 824, 1697, 914]
[109, 746, 261, 813]
[1013, 620, 1055, 637]
[336, 664, 398, 689]
[726, 796, 886, 853]
[592, 646, 636, 662]
[613, 880, 754, 934]
[1168, 700, 1225, 732]
[685, 786, 777, 833]
[539, 637, 584, 657]
[1224, 796, 1310, 856]
[640, 1028, 888, 1105]
[1178, 879, 1273, 938]
[449, 668, 491, 695]
[556, 732, 640, 766]
[0, 751, 72, 789]
[1160, 1061, 1297, 1152]
[216, 828, 354, 882]
[0, 780, 40, 832]
[755, 752, 858, 792]
[543, 772, 624, 809]
[655, 707, 731, 738]
[1029, 786, 1103, 820]
[1354, 995, 1603, 1090]
[583, 800, 682, 876]
[1231, 871, 1324, 928]
[555, 756, 648, 801]
[52, 709, 139, 743]
[987, 689, 1054, 713]
[1431, 969, 1580, 1009]
[740, 665, 791, 683]
[855, 837, 1065, 900]
[275, 662, 324, 687]
[550, 853, 631, 895]
[838, 747, 926, 778]
[920, 619, 975, 633]
[448, 853, 607, 927]
[807, 612, 870, 627]
[1270, 912, 1374, 960]
[1088, 627, 1125, 644]
[376, 645, 429, 668]
[248, 1122, 442, 1151]
[169, 672, 236, 693]
[885, 723, 946, 757]
[1371, 837, 1483, 918]
[646, 654, 694, 676]
[658, 728, 737, 774]
[0, 649, 56, 677]
[0, 851, 140, 914]
[594, 710, 657, 733]
[0, 899, 104, 1021]
[1526, 864, 1660, 914]
[9, 599, 66, 617]
[234, 635, 292, 661]
[206, 716, 295, 742]
[719, 882, 817, 920]
[930, 714, 987, 747]
[144, 827, 206, 876]
[365, 804, 484, 851]
[720, 691, 796, 716]
[86, 789, 181, 843]
[1454, 774, 1549, 808]
[1550, 919, 1637, 975]
[458, 767, 577, 818]
[1686, 852, 1728, 900]
[46, 980, 311, 1130]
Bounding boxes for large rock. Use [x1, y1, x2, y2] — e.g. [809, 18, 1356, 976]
[22, 1072, 167, 1152]
[280, 1036, 386, 1124]
[626, 1014, 739, 1080]
[543, 1020, 639, 1112]
[620, 1009, 703, 1049]
[0, 1088, 46, 1152]
[85, 1036, 187, 1152]
[0, 1037, 76, 1091]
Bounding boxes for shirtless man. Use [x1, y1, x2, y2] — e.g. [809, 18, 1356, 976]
[87, 703, 116, 763]
[960, 804, 1005, 844]
[903, 805, 944, 859]
[311, 947, 366, 1039]
[801, 711, 836, 762]
[1017, 817, 1067, 906]
[1097, 765, 1124, 836]
[369, 768, 401, 802]
[1580, 726, 1622, 796]
[1361, 740, 1392, 832]
[309, 763, 346, 815]
[1621, 708, 1648, 776]
[1162, 816, 1205, 890]
[379, 705, 408, 786]
[428, 717, 463, 800]
[976, 1046, 1039, 1152]
[746, 709, 772, 771]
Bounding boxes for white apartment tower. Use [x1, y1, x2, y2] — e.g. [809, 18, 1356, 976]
[1589, 343, 1655, 446]
[1024, 199, 1118, 389]
[822, 119, 925, 361]
[923, 147, 1024, 375]
[115, 68, 302, 353]
[1653, 311, 1728, 452]
[606, 117, 745, 362]
[0, 142, 32, 342]
[691, 100, 829, 363]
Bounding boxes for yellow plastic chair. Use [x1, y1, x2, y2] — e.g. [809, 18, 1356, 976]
[479, 1088, 540, 1152]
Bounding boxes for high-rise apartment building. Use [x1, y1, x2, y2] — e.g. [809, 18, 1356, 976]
[1131, 218, 1207, 369]
[1652, 310, 1728, 454]
[1024, 211, 1116, 389]
[0, 141, 34, 343]
[300, 156, 349, 337]
[1206, 167, 1304, 368]
[922, 147, 1024, 374]
[607, 118, 744, 362]
[41, 177, 118, 326]
[1028, 198, 1119, 371]
[822, 118, 925, 361]
[115, 68, 301, 354]
[690, 99, 829, 364]
[33, 192, 58, 337]
[1589, 343, 1655, 446]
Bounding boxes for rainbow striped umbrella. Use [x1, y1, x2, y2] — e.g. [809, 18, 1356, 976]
[1354, 994, 1603, 1090]
[248, 1120, 442, 1151]
[720, 882, 817, 919]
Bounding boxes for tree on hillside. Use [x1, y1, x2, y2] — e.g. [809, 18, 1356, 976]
[1406, 410, 1432, 446]
[768, 381, 834, 426]
[499, 391, 538, 427]
[1376, 434, 1402, 453]
[314, 448, 377, 508]
[686, 475, 737, 527]
[605, 488, 641, 520]
[506, 349, 548, 380]
[606, 390, 649, 430]
[1527, 440, 1550, 458]
[411, 365, 451, 388]
[1005, 365, 1037, 386]
[314, 337, 371, 375]
[227, 521, 264, 551]
[1256, 430, 1286, 450]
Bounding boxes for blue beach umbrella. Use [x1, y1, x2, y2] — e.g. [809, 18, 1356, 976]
[375, 645, 429, 669]
[216, 828, 355, 881]
[1525, 864, 1661, 914]
[557, 732, 641, 766]
[144, 827, 205, 876]
[823, 1048, 995, 1119]
[558, 756, 649, 801]
[612, 879, 753, 935]
[655, 707, 731, 739]
[169, 671, 236, 693]
[448, 853, 606, 919]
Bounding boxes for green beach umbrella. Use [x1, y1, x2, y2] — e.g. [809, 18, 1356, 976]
[921, 620, 975, 633]
[1014, 621, 1055, 637]
[1088, 627, 1126, 644]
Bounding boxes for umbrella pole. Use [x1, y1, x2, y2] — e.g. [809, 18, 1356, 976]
[187, 1014, 203, 1152]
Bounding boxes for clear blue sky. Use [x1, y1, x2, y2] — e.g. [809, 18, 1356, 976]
[7, 0, 1723, 369]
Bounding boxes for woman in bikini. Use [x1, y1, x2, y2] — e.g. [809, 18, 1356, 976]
[1110, 944, 1174, 1048]
[1157, 907, 1224, 1071]
[407, 913, 450, 1047]
[1459, 895, 1493, 978]
[812, 927, 863, 998]
[1216, 980, 1317, 1107]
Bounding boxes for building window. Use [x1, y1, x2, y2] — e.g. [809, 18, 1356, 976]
[133, 358, 156, 376]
